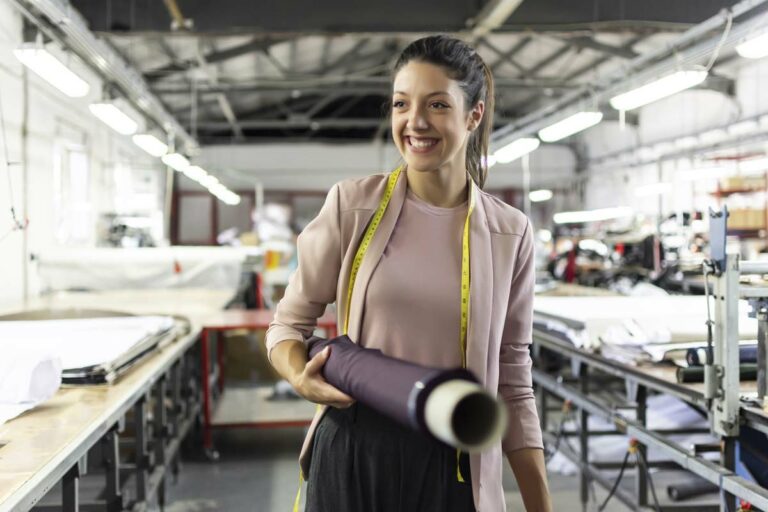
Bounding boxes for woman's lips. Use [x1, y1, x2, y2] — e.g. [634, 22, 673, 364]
[406, 136, 439, 154]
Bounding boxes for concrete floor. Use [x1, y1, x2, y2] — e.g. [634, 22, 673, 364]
[163, 428, 644, 512]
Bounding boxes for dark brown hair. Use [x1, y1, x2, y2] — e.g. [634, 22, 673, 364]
[393, 35, 495, 189]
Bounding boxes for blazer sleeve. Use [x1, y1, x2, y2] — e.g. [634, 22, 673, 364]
[265, 183, 342, 363]
[498, 219, 544, 452]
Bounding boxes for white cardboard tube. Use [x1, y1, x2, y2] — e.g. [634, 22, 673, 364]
[424, 379, 507, 452]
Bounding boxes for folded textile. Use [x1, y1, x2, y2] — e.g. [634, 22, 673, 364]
[0, 348, 62, 426]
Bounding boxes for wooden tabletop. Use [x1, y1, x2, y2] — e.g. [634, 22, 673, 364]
[0, 288, 235, 511]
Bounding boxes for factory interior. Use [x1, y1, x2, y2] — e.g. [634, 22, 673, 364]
[2, 0, 768, 511]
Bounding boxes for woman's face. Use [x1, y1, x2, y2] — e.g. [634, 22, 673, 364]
[391, 61, 483, 175]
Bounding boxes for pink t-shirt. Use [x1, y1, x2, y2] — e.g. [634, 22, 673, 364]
[360, 188, 469, 369]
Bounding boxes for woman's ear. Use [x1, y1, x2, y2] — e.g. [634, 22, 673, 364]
[468, 100, 485, 131]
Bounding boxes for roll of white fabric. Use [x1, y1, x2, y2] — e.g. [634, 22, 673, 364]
[0, 349, 62, 426]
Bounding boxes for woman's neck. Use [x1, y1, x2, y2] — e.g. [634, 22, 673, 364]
[405, 165, 468, 208]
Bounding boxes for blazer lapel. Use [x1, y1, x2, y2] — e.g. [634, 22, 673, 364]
[346, 170, 407, 342]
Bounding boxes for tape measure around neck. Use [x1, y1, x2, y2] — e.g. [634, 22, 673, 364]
[343, 166, 476, 367]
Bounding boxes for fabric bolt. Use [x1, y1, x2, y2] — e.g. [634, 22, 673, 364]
[361, 188, 467, 368]
[305, 402, 474, 512]
[306, 335, 478, 435]
[266, 170, 543, 511]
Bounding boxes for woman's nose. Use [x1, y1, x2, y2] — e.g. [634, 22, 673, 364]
[408, 107, 429, 130]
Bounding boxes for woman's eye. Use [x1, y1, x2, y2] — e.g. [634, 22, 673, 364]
[392, 100, 406, 108]
[431, 102, 448, 109]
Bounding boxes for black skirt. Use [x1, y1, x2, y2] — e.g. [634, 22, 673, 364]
[305, 402, 476, 512]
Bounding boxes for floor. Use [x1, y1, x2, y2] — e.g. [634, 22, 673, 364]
[161, 427, 687, 512]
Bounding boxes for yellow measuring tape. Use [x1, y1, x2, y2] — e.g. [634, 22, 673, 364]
[294, 167, 475, 510]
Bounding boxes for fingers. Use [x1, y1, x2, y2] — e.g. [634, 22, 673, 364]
[315, 380, 354, 405]
[304, 346, 330, 376]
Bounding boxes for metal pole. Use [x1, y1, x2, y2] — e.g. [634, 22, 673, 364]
[579, 363, 589, 512]
[635, 385, 648, 507]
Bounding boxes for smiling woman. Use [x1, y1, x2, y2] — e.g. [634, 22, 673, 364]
[267, 35, 551, 512]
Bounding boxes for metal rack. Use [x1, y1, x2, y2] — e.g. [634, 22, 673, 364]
[531, 328, 768, 511]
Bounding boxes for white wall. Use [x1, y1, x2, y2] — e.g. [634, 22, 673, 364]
[0, 2, 164, 305]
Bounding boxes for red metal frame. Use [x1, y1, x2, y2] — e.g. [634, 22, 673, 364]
[199, 310, 337, 453]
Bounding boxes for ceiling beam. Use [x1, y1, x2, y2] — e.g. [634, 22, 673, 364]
[194, 117, 517, 130]
[526, 41, 573, 76]
[480, 37, 529, 75]
[151, 76, 576, 95]
[467, 0, 525, 38]
[488, 36, 532, 73]
[145, 36, 288, 82]
[556, 35, 639, 59]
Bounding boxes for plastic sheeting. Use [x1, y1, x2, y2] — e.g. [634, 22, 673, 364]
[35, 247, 250, 292]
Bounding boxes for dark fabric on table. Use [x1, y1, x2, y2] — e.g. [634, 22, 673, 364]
[305, 402, 475, 512]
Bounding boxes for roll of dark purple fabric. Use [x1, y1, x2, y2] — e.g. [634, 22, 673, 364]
[306, 335, 506, 452]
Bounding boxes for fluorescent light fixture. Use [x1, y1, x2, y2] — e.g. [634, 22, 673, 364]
[161, 152, 191, 171]
[635, 182, 672, 197]
[13, 45, 90, 98]
[494, 137, 540, 163]
[699, 128, 728, 144]
[553, 206, 633, 224]
[529, 189, 553, 202]
[728, 120, 760, 136]
[220, 192, 242, 206]
[539, 112, 603, 142]
[736, 31, 768, 59]
[609, 70, 708, 111]
[89, 102, 139, 135]
[675, 136, 698, 149]
[132, 134, 168, 157]
[182, 165, 207, 180]
[208, 183, 228, 196]
[199, 174, 219, 188]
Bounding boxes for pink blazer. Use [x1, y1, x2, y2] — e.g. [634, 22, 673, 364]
[266, 171, 543, 511]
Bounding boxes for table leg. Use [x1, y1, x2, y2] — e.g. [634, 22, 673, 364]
[217, 332, 225, 394]
[200, 329, 215, 458]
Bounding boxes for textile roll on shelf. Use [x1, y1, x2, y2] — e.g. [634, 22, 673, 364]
[306, 335, 507, 452]
[685, 344, 758, 367]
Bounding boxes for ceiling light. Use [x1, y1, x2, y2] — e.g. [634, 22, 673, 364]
[182, 165, 207, 180]
[89, 102, 139, 135]
[736, 31, 768, 59]
[609, 69, 708, 111]
[220, 192, 241, 206]
[728, 120, 760, 136]
[199, 174, 219, 188]
[161, 153, 191, 172]
[553, 206, 633, 224]
[13, 45, 90, 98]
[208, 183, 228, 196]
[538, 112, 603, 142]
[494, 138, 540, 163]
[529, 189, 553, 202]
[132, 134, 168, 157]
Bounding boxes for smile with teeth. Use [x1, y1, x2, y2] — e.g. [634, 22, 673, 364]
[407, 136, 439, 149]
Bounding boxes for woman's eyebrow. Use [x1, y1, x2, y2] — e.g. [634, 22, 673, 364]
[393, 91, 451, 97]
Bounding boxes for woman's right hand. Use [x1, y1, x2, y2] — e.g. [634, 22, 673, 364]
[290, 346, 355, 409]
